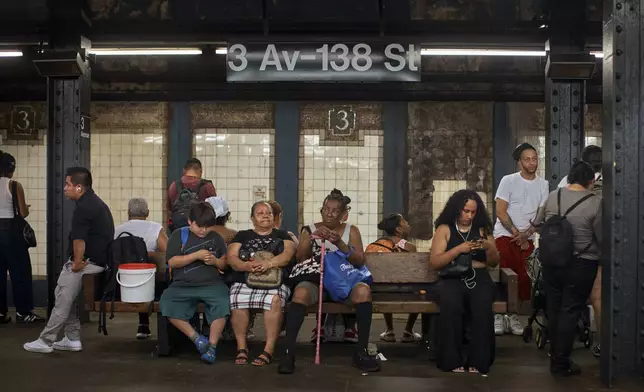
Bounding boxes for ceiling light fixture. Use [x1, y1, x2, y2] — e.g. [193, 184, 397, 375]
[420, 49, 605, 58]
[0, 50, 23, 57]
[420, 48, 546, 56]
[215, 47, 227, 55]
[88, 48, 202, 56]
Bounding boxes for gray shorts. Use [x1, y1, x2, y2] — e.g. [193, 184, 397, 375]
[294, 281, 370, 306]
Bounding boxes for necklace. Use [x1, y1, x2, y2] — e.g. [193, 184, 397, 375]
[455, 221, 472, 242]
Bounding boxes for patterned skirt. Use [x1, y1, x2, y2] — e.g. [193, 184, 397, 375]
[229, 283, 291, 311]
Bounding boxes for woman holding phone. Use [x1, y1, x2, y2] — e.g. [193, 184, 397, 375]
[429, 189, 500, 376]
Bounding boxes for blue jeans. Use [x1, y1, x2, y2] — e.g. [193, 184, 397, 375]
[0, 228, 34, 314]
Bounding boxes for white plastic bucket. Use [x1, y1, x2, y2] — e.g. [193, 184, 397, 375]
[116, 263, 156, 303]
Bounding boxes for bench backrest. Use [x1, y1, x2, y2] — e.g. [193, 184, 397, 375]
[364, 252, 499, 293]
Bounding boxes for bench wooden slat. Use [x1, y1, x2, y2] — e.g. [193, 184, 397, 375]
[365, 253, 437, 283]
[90, 300, 508, 315]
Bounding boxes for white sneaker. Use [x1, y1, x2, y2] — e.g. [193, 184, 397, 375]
[53, 336, 83, 352]
[504, 314, 524, 336]
[494, 314, 505, 335]
[23, 339, 53, 353]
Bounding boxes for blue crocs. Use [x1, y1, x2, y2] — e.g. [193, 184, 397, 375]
[193, 335, 209, 355]
[201, 346, 217, 364]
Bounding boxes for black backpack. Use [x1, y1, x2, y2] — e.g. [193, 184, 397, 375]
[539, 189, 594, 268]
[98, 232, 149, 335]
[170, 179, 210, 231]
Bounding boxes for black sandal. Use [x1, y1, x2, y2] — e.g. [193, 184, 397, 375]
[252, 351, 273, 367]
[235, 349, 249, 365]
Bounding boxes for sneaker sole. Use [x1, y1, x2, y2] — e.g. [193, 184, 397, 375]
[24, 344, 53, 353]
[53, 345, 82, 352]
[136, 334, 151, 340]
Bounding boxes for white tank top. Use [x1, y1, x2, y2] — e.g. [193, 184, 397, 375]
[114, 220, 163, 252]
[0, 177, 15, 219]
[308, 222, 352, 252]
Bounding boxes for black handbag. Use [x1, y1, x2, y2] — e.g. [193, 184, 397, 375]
[438, 252, 472, 279]
[10, 181, 36, 248]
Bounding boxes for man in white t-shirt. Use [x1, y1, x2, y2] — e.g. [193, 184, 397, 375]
[494, 143, 549, 336]
[556, 145, 603, 358]
[114, 198, 168, 339]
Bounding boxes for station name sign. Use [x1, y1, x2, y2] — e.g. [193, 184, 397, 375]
[226, 42, 421, 82]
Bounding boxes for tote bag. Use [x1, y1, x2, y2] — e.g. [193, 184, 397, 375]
[322, 249, 373, 302]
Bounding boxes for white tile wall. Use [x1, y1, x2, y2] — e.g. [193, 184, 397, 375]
[91, 129, 168, 226]
[0, 141, 47, 276]
[585, 134, 602, 148]
[193, 129, 275, 231]
[299, 132, 383, 247]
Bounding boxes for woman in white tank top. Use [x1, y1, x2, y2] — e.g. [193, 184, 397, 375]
[0, 152, 44, 324]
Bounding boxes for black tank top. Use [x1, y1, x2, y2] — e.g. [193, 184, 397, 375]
[445, 224, 487, 262]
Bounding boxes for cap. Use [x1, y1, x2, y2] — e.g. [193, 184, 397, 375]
[206, 196, 230, 218]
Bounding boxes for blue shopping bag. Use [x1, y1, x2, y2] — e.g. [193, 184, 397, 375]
[323, 250, 373, 302]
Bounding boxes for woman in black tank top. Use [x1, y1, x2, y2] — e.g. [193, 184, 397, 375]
[430, 190, 500, 375]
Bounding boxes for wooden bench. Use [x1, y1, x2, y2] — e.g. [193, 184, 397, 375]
[83, 252, 517, 356]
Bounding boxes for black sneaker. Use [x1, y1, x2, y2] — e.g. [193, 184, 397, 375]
[16, 312, 45, 324]
[277, 351, 296, 374]
[136, 325, 151, 340]
[592, 344, 600, 358]
[0, 314, 11, 324]
[353, 349, 381, 372]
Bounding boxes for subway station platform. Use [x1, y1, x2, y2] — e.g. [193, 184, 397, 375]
[0, 313, 634, 392]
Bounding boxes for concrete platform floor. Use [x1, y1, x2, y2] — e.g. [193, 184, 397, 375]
[0, 312, 640, 392]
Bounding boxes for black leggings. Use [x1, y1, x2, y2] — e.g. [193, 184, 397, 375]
[0, 229, 34, 314]
[436, 268, 495, 373]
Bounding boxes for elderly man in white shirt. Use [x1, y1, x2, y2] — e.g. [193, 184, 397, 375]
[114, 198, 168, 339]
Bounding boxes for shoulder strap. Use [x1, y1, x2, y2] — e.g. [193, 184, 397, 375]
[342, 223, 352, 244]
[301, 225, 312, 236]
[180, 227, 190, 250]
[175, 179, 184, 193]
[10, 181, 19, 217]
[195, 179, 208, 195]
[563, 194, 594, 217]
[557, 188, 562, 216]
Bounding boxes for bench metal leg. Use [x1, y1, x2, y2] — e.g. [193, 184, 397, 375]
[157, 312, 170, 357]
[421, 313, 437, 361]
